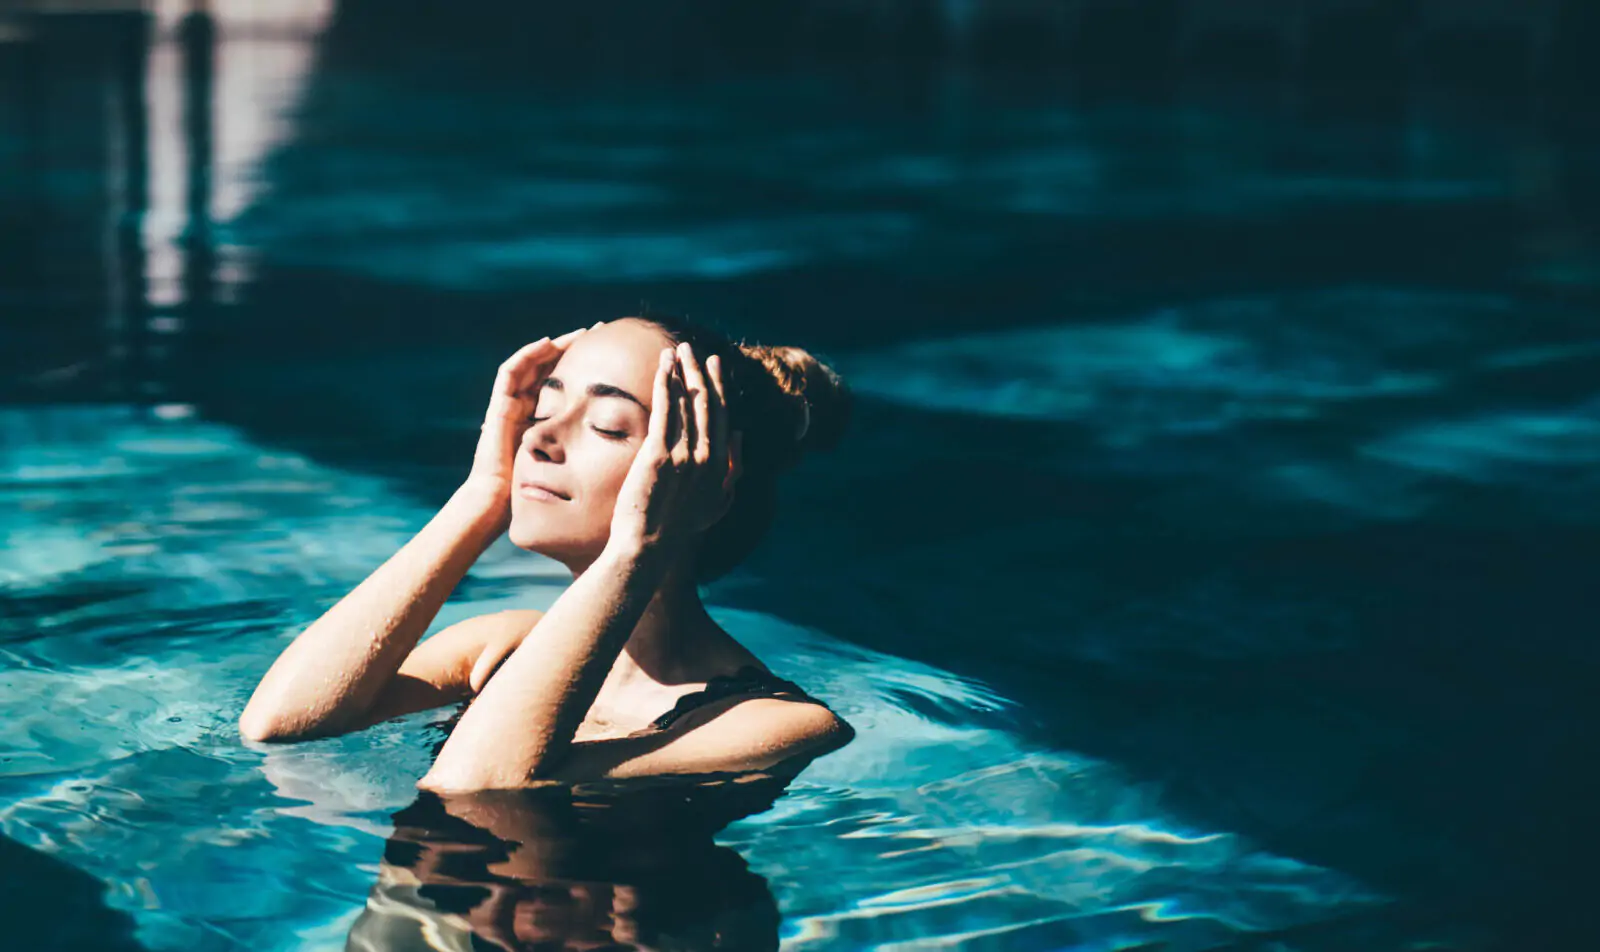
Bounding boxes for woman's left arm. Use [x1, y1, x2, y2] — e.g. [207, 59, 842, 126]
[417, 542, 667, 793]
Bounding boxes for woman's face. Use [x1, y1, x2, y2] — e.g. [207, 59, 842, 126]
[508, 318, 672, 564]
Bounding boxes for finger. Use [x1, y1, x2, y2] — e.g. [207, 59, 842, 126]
[706, 353, 728, 470]
[498, 337, 560, 397]
[497, 338, 550, 389]
[646, 348, 673, 451]
[672, 350, 694, 463]
[515, 328, 584, 396]
[552, 326, 587, 348]
[678, 343, 712, 465]
[487, 345, 549, 434]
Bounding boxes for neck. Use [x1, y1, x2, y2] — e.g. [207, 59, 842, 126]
[569, 550, 713, 686]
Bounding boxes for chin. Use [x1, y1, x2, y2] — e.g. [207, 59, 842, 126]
[507, 522, 558, 553]
[507, 520, 603, 564]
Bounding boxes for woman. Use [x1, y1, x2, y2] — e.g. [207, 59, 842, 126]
[239, 313, 856, 793]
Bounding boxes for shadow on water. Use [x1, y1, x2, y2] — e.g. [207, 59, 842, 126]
[0, 834, 148, 952]
[734, 498, 1600, 943]
[729, 318, 1600, 939]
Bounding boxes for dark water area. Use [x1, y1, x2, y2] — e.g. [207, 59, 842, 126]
[4, 2, 1600, 949]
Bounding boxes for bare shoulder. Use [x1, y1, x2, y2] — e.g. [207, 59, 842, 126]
[544, 691, 854, 782]
[682, 656, 853, 746]
[411, 608, 543, 659]
[394, 608, 545, 690]
[730, 693, 851, 731]
[673, 691, 856, 757]
[351, 608, 546, 729]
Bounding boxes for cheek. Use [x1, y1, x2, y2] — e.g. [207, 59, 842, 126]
[591, 456, 635, 505]
[573, 446, 638, 515]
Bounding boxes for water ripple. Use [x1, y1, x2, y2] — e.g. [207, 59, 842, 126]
[0, 407, 1406, 950]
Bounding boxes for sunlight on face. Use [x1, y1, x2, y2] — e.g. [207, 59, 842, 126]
[508, 319, 672, 566]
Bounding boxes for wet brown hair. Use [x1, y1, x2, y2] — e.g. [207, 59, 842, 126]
[626, 311, 850, 582]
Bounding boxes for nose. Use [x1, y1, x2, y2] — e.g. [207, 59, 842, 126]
[521, 412, 568, 463]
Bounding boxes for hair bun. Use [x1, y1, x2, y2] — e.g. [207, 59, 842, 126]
[739, 343, 850, 455]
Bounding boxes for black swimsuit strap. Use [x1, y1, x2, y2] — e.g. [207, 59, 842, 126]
[649, 665, 817, 732]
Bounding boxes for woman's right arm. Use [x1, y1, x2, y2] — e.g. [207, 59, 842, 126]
[239, 327, 591, 743]
[239, 486, 506, 742]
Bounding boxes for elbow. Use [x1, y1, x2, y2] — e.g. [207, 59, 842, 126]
[420, 733, 554, 794]
[239, 690, 358, 743]
[238, 708, 291, 744]
[415, 766, 512, 795]
[416, 768, 490, 796]
[418, 759, 537, 795]
[239, 716, 277, 744]
[414, 771, 464, 795]
[239, 705, 323, 744]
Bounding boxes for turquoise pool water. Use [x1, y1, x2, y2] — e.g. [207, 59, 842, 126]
[1, 408, 1400, 950]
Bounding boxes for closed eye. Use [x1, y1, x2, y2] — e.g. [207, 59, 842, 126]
[528, 414, 628, 440]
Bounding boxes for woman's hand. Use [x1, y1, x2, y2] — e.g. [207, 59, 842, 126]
[608, 342, 734, 562]
[462, 325, 596, 519]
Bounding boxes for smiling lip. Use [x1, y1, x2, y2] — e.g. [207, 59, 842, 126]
[517, 481, 570, 502]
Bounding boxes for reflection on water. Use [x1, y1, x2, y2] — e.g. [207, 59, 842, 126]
[352, 780, 789, 952]
[6, 1, 1600, 395]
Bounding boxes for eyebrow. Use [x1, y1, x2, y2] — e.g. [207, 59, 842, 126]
[543, 377, 646, 411]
